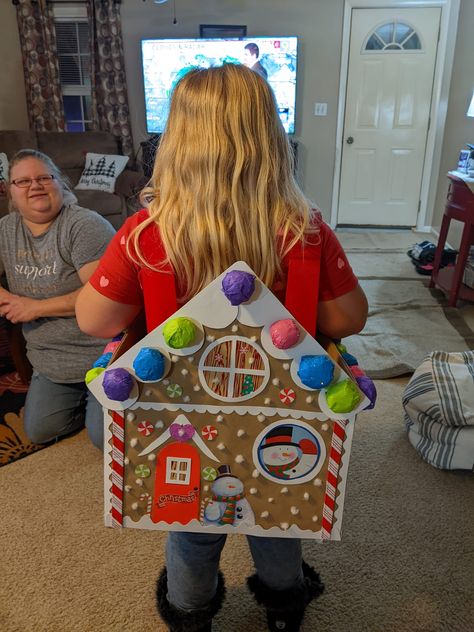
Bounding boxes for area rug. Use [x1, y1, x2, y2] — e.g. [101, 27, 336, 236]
[0, 372, 44, 466]
[345, 278, 474, 378]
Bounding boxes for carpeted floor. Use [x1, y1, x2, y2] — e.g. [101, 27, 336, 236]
[1, 230, 473, 631]
[1, 378, 472, 632]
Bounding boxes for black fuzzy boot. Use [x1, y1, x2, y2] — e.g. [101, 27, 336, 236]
[247, 561, 324, 632]
[156, 567, 226, 632]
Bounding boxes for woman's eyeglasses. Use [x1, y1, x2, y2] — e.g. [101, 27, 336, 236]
[10, 175, 55, 188]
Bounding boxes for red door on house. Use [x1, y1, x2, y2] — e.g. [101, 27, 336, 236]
[151, 443, 201, 524]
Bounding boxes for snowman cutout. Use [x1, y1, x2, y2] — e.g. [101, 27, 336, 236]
[202, 465, 255, 528]
[258, 425, 320, 481]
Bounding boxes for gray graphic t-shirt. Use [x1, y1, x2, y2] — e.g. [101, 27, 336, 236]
[0, 205, 115, 382]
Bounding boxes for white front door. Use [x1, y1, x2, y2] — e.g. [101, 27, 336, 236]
[338, 7, 441, 226]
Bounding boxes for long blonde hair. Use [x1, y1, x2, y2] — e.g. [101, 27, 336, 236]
[130, 63, 315, 301]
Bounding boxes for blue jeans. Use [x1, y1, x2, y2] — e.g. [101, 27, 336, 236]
[23, 371, 103, 449]
[166, 531, 304, 611]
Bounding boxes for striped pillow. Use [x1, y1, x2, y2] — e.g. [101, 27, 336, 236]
[403, 351, 474, 470]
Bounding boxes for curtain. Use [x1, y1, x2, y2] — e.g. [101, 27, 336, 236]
[14, 0, 65, 132]
[87, 0, 133, 156]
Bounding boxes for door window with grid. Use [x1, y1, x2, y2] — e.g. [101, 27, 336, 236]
[54, 6, 92, 132]
[165, 457, 191, 485]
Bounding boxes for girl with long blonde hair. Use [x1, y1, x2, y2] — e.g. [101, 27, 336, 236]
[77, 63, 367, 632]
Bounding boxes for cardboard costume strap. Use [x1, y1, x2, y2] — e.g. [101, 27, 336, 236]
[139, 242, 321, 337]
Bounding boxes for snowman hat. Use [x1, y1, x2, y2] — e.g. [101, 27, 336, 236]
[215, 464, 239, 479]
[259, 425, 300, 449]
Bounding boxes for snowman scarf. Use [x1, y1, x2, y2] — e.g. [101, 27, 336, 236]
[266, 455, 301, 479]
[212, 492, 245, 525]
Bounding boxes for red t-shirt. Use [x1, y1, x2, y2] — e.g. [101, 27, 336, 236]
[89, 210, 357, 330]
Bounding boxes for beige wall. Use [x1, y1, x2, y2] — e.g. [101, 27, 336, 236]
[4, 0, 471, 232]
[432, 0, 474, 248]
[121, 0, 344, 219]
[0, 3, 28, 130]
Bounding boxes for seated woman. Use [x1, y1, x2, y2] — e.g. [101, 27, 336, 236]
[0, 149, 115, 449]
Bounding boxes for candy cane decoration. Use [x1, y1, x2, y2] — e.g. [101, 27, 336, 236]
[139, 492, 153, 515]
[321, 419, 346, 540]
[110, 411, 125, 528]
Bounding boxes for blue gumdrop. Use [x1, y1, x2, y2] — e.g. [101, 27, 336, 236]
[342, 352, 358, 366]
[297, 355, 334, 389]
[133, 347, 165, 381]
[356, 376, 377, 409]
[93, 352, 113, 369]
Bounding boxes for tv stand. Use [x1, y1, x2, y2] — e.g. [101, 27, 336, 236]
[140, 134, 162, 178]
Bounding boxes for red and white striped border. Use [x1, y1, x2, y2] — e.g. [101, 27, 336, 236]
[321, 419, 347, 540]
[110, 411, 125, 528]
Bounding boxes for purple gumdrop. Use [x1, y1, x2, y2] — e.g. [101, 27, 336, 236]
[221, 270, 255, 306]
[356, 376, 377, 410]
[103, 368, 134, 402]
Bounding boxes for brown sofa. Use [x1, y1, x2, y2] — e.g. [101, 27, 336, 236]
[0, 130, 147, 229]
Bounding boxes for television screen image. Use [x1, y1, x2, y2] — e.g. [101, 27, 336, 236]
[141, 36, 298, 134]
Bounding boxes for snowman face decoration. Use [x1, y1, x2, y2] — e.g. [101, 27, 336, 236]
[212, 476, 244, 496]
[253, 421, 326, 485]
[260, 444, 302, 467]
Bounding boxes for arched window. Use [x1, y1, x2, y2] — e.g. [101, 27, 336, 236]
[364, 21, 422, 52]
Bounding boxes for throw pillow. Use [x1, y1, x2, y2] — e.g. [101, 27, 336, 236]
[0, 152, 9, 181]
[0, 153, 8, 196]
[75, 152, 129, 194]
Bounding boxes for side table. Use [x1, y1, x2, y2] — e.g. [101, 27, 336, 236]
[429, 172, 474, 306]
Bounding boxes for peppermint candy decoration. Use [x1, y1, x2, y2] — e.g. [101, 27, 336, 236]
[166, 383, 183, 398]
[137, 421, 154, 436]
[202, 425, 218, 441]
[279, 388, 296, 404]
[135, 464, 151, 478]
[202, 466, 218, 481]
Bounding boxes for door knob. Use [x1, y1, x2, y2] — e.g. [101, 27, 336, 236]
[346, 136, 354, 144]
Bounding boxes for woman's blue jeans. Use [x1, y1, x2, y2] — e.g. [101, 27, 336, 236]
[23, 371, 103, 449]
[166, 531, 304, 611]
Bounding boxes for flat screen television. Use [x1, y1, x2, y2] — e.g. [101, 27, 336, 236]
[141, 36, 298, 135]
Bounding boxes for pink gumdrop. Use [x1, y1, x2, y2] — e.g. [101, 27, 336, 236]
[350, 365, 365, 378]
[104, 340, 121, 355]
[270, 319, 300, 349]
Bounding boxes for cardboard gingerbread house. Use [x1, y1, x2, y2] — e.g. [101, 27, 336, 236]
[87, 262, 373, 541]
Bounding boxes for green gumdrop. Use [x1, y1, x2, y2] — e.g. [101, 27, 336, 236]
[326, 378, 361, 413]
[336, 342, 347, 354]
[85, 367, 105, 385]
[163, 317, 196, 349]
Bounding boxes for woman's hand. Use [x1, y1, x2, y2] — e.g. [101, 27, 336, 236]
[0, 292, 40, 323]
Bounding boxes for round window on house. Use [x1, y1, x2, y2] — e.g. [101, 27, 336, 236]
[198, 336, 270, 402]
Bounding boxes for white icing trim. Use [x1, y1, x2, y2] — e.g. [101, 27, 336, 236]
[128, 400, 331, 421]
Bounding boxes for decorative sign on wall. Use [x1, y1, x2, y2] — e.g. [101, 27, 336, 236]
[87, 262, 373, 541]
